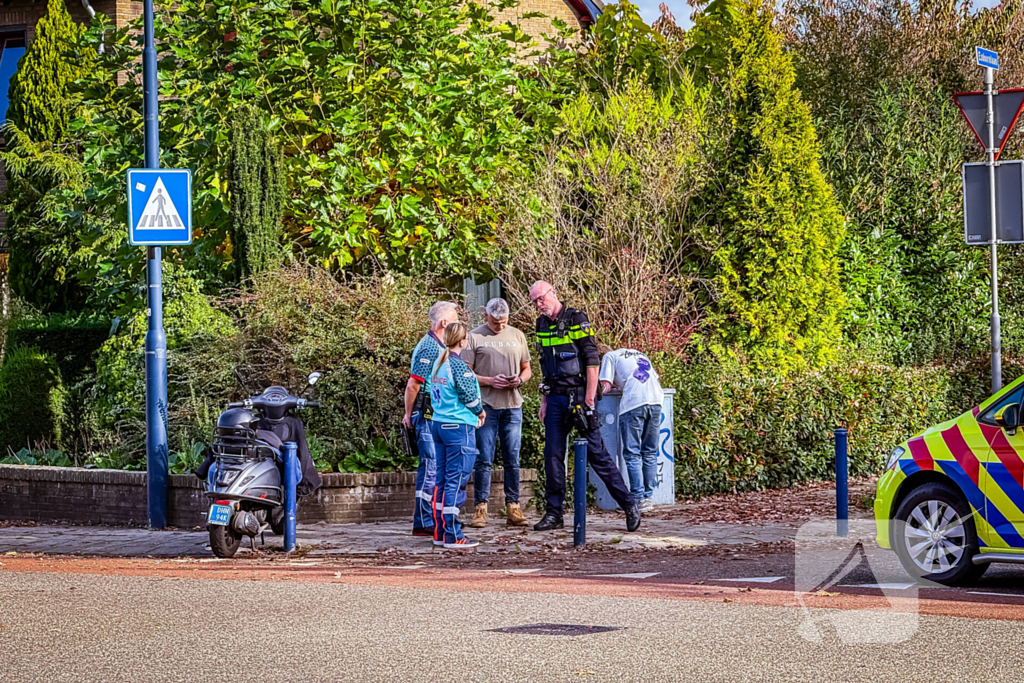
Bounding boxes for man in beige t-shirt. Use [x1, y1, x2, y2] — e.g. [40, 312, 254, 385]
[461, 298, 532, 527]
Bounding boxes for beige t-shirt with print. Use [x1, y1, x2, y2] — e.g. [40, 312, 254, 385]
[462, 324, 531, 410]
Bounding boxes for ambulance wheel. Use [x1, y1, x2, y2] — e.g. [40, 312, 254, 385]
[893, 482, 987, 586]
[209, 524, 242, 558]
[270, 506, 285, 536]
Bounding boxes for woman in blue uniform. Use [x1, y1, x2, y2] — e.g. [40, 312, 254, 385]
[430, 321, 486, 549]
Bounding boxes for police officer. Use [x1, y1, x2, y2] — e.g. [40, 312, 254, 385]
[529, 281, 641, 532]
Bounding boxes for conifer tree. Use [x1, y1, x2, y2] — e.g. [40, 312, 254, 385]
[2, 0, 90, 313]
[689, 0, 846, 371]
[229, 107, 286, 282]
[8, 0, 85, 143]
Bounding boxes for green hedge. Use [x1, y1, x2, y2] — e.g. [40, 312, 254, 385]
[6, 314, 109, 382]
[657, 353, 1012, 498]
[0, 346, 67, 451]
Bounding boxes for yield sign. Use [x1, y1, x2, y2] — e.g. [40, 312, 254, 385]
[954, 89, 1024, 160]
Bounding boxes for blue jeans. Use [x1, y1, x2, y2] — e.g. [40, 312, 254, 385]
[431, 422, 478, 544]
[619, 404, 661, 500]
[411, 411, 437, 530]
[473, 405, 522, 505]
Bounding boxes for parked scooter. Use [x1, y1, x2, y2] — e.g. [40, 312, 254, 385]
[198, 373, 322, 558]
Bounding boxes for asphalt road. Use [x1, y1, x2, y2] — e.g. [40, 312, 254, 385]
[2, 564, 1024, 683]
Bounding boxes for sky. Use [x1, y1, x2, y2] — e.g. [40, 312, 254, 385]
[634, 0, 694, 29]
[633, 0, 1005, 31]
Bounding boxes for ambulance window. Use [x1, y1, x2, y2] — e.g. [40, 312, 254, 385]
[978, 385, 1024, 426]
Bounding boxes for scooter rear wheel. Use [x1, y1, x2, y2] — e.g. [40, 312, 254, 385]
[270, 506, 285, 536]
[209, 524, 242, 558]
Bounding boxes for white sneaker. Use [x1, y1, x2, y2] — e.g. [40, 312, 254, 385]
[443, 537, 480, 549]
[639, 498, 655, 513]
[432, 539, 445, 546]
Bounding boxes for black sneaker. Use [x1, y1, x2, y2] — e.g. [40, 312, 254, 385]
[533, 512, 564, 531]
[625, 503, 641, 532]
[412, 526, 434, 537]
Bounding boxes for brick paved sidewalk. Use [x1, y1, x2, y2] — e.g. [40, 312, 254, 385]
[0, 512, 801, 558]
[0, 479, 873, 559]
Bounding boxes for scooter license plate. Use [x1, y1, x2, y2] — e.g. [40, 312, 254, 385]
[207, 504, 232, 526]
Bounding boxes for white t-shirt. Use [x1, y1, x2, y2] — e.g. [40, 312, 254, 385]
[599, 348, 665, 416]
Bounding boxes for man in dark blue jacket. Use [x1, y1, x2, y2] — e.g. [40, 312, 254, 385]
[529, 280, 640, 533]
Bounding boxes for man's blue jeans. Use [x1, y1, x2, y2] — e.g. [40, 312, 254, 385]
[431, 422, 478, 544]
[473, 405, 522, 506]
[619, 404, 661, 500]
[411, 411, 437, 530]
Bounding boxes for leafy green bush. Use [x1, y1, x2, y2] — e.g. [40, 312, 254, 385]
[235, 265, 447, 470]
[0, 447, 73, 467]
[90, 265, 236, 456]
[0, 346, 67, 451]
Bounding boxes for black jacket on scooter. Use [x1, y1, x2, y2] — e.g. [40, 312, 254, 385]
[195, 415, 322, 497]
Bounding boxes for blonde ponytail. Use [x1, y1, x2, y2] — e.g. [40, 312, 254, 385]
[432, 321, 468, 380]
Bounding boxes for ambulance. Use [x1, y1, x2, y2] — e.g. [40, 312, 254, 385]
[876, 376, 1024, 585]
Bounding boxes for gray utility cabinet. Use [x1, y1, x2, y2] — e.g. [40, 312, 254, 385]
[588, 389, 676, 509]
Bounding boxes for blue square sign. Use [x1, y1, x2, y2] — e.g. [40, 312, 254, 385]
[127, 169, 192, 246]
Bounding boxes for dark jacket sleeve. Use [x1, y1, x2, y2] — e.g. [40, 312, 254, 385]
[574, 310, 600, 368]
[288, 417, 323, 497]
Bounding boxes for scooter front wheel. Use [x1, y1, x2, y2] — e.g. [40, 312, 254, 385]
[209, 524, 242, 558]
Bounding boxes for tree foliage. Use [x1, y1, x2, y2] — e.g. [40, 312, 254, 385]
[7, 0, 88, 143]
[229, 106, 286, 282]
[688, 0, 845, 370]
[72, 0, 553, 313]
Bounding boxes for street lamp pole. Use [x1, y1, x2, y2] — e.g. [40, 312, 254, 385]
[143, 0, 168, 528]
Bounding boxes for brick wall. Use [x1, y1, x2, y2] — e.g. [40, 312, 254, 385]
[493, 0, 586, 51]
[0, 465, 537, 527]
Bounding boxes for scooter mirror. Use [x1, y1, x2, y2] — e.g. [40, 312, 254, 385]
[308, 372, 322, 386]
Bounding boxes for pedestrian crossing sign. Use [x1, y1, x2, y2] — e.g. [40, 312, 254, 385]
[127, 169, 192, 246]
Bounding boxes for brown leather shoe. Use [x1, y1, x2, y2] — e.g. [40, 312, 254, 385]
[468, 502, 488, 528]
[506, 502, 528, 526]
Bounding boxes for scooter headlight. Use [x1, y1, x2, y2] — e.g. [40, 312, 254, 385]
[885, 446, 906, 471]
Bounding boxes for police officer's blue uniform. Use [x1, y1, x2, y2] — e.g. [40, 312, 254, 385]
[536, 305, 635, 522]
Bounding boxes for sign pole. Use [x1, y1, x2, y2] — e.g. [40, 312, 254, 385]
[143, 0, 168, 529]
[986, 66, 1003, 393]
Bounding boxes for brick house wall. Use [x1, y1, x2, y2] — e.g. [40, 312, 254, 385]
[493, 0, 592, 50]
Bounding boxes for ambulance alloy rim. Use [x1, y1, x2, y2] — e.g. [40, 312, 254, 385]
[902, 500, 968, 574]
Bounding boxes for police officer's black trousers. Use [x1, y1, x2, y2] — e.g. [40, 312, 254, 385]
[542, 394, 633, 516]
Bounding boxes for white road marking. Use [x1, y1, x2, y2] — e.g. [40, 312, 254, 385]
[718, 576, 785, 583]
[839, 583, 917, 590]
[483, 568, 542, 574]
[590, 572, 661, 579]
[393, 565, 430, 570]
[966, 591, 1024, 598]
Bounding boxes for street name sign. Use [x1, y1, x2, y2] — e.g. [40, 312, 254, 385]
[127, 168, 192, 246]
[963, 160, 1024, 245]
[953, 89, 1024, 160]
[977, 47, 1000, 70]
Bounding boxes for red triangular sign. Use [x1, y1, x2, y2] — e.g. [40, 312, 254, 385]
[954, 88, 1024, 160]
